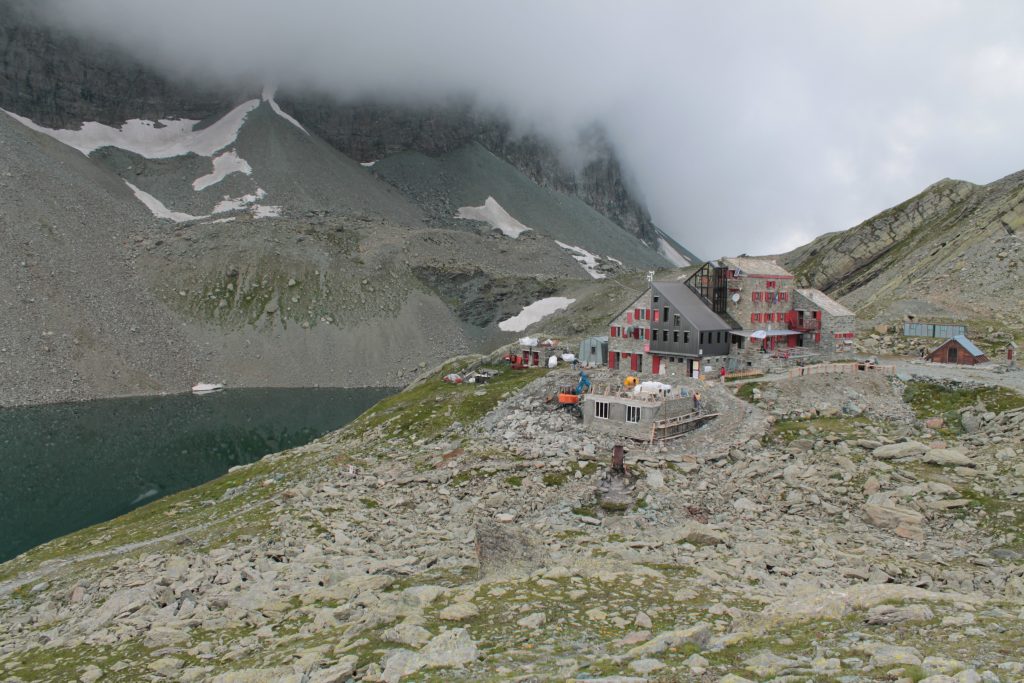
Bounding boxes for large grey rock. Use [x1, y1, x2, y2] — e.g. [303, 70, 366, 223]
[211, 668, 303, 683]
[873, 441, 929, 459]
[475, 520, 544, 577]
[865, 604, 934, 625]
[417, 628, 478, 668]
[743, 652, 799, 677]
[625, 622, 711, 657]
[920, 448, 974, 467]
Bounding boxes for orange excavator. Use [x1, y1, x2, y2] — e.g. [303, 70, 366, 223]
[556, 371, 591, 418]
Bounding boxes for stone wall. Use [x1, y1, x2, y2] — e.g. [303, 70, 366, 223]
[607, 291, 652, 372]
[725, 273, 796, 331]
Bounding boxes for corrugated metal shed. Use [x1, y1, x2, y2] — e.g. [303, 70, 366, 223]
[903, 322, 968, 338]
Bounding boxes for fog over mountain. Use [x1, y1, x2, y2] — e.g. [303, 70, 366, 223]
[34, 0, 1024, 256]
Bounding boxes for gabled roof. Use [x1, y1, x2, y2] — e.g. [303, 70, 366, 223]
[796, 288, 855, 317]
[931, 335, 987, 357]
[652, 281, 731, 330]
[722, 256, 793, 278]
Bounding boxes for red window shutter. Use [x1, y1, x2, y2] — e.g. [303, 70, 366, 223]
[815, 333, 821, 343]
[626, 312, 633, 324]
[635, 308, 640, 319]
[751, 292, 756, 302]
[750, 313, 756, 323]
[609, 352, 617, 369]
[645, 309, 651, 320]
[654, 310, 660, 322]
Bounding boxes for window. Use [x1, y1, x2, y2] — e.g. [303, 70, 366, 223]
[653, 295, 659, 303]
[663, 306, 669, 321]
[753, 292, 760, 302]
[653, 310, 660, 322]
[673, 314, 680, 327]
[766, 280, 775, 288]
[699, 332, 705, 344]
[716, 331, 722, 343]
[662, 330, 668, 342]
[684, 331, 690, 344]
[595, 401, 609, 419]
[626, 405, 641, 423]
[673, 330, 679, 343]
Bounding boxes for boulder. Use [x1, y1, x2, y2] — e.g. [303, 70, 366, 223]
[873, 441, 928, 459]
[920, 448, 974, 467]
[625, 622, 711, 657]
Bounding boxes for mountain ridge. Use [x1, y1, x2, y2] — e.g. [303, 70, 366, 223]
[778, 169, 1024, 327]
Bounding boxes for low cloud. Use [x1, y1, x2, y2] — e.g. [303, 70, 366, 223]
[36, 0, 1024, 256]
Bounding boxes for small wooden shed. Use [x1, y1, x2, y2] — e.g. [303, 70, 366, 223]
[927, 335, 989, 365]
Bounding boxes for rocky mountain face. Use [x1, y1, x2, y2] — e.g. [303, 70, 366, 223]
[779, 171, 1024, 327]
[0, 0, 658, 245]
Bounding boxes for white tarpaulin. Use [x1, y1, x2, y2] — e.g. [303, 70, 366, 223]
[548, 355, 558, 368]
[519, 337, 539, 347]
[561, 353, 576, 362]
[635, 381, 673, 395]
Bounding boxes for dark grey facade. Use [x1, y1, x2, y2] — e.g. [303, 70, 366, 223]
[648, 282, 732, 360]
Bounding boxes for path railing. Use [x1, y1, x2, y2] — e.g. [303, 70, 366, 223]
[787, 362, 895, 379]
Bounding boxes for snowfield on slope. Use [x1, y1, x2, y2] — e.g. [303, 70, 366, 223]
[658, 237, 692, 267]
[498, 297, 576, 332]
[456, 197, 532, 238]
[124, 182, 204, 223]
[555, 241, 608, 279]
[3, 100, 260, 158]
[192, 150, 253, 191]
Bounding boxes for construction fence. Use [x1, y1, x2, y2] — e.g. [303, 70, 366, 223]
[787, 362, 895, 379]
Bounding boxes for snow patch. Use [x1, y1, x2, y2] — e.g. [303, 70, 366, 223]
[203, 217, 237, 225]
[456, 197, 532, 238]
[555, 241, 606, 279]
[252, 205, 282, 218]
[214, 188, 268, 214]
[192, 149, 252, 191]
[125, 181, 204, 222]
[3, 100, 260, 158]
[360, 160, 377, 167]
[658, 237, 692, 267]
[262, 85, 309, 135]
[499, 297, 576, 332]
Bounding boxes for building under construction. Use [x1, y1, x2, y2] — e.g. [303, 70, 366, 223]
[581, 383, 716, 442]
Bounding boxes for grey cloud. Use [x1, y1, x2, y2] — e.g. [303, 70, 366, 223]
[37, 0, 1024, 257]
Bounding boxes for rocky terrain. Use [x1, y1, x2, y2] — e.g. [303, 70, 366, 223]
[2, 357, 1023, 682]
[778, 172, 1024, 337]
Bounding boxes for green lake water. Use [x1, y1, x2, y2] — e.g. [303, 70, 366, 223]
[0, 387, 393, 563]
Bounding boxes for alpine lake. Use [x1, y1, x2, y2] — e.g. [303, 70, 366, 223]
[0, 387, 394, 564]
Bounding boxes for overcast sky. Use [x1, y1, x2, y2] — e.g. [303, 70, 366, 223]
[38, 0, 1024, 257]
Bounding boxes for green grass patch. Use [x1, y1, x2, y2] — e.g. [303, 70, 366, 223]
[504, 475, 523, 487]
[542, 472, 568, 487]
[360, 497, 379, 509]
[903, 380, 1024, 434]
[769, 415, 869, 444]
[348, 365, 548, 441]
